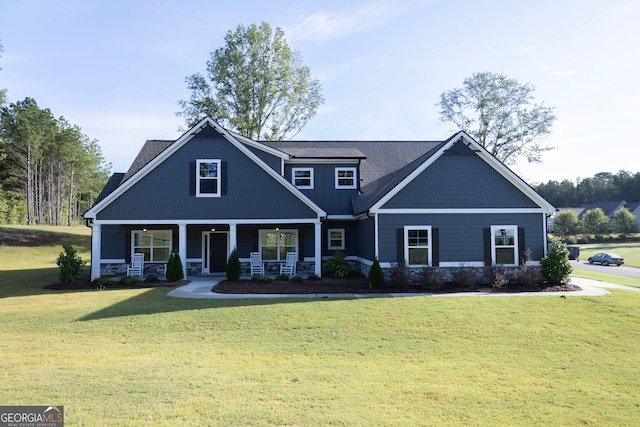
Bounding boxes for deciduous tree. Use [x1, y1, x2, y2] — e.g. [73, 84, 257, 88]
[581, 208, 610, 235]
[437, 72, 556, 165]
[552, 211, 580, 238]
[612, 207, 639, 234]
[178, 22, 324, 140]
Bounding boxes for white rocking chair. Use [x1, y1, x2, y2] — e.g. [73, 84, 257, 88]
[280, 252, 297, 276]
[250, 252, 264, 276]
[127, 253, 145, 277]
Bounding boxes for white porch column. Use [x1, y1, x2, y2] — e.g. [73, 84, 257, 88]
[314, 221, 322, 276]
[229, 223, 237, 252]
[90, 223, 101, 280]
[178, 224, 187, 277]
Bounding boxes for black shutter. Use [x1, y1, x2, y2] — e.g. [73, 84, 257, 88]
[432, 228, 440, 266]
[221, 161, 228, 195]
[397, 228, 405, 263]
[345, 229, 350, 249]
[298, 229, 305, 258]
[189, 161, 196, 196]
[483, 228, 492, 266]
[518, 227, 526, 264]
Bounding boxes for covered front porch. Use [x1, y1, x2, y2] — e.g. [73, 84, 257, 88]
[88, 219, 323, 280]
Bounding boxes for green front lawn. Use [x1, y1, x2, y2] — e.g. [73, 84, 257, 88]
[1, 226, 639, 426]
[577, 242, 640, 268]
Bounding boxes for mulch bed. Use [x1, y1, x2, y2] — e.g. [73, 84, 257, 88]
[213, 276, 582, 294]
[44, 275, 581, 294]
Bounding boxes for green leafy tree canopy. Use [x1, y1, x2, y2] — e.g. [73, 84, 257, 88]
[437, 71, 556, 165]
[178, 22, 324, 140]
[552, 211, 580, 238]
[581, 208, 610, 235]
[612, 207, 639, 234]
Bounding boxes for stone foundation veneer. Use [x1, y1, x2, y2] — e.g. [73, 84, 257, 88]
[99, 260, 540, 284]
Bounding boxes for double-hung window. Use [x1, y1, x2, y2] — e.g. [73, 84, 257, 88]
[404, 226, 432, 266]
[132, 230, 172, 262]
[259, 229, 298, 261]
[327, 229, 345, 250]
[197, 159, 221, 197]
[292, 168, 314, 189]
[491, 225, 518, 266]
[335, 167, 357, 189]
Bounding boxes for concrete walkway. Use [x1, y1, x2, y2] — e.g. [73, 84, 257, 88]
[166, 276, 640, 299]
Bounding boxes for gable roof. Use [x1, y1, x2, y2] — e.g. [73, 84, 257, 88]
[578, 200, 626, 218]
[84, 117, 326, 219]
[625, 202, 640, 214]
[366, 132, 556, 214]
[87, 119, 556, 220]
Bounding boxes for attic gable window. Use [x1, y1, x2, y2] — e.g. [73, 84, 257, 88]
[292, 168, 314, 189]
[197, 159, 221, 197]
[335, 167, 357, 189]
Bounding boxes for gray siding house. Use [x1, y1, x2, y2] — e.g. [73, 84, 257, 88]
[84, 117, 556, 280]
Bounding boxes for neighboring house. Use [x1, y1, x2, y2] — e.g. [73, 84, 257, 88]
[84, 117, 556, 280]
[577, 201, 627, 219]
[623, 202, 640, 227]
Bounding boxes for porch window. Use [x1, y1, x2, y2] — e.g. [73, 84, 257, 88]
[335, 167, 357, 189]
[327, 229, 345, 250]
[292, 168, 314, 189]
[196, 159, 221, 197]
[259, 229, 298, 261]
[132, 230, 172, 262]
[404, 226, 432, 266]
[491, 225, 518, 266]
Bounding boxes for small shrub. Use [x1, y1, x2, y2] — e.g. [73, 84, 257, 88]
[514, 249, 541, 286]
[250, 275, 272, 283]
[307, 274, 320, 281]
[56, 244, 86, 283]
[389, 260, 411, 288]
[323, 250, 352, 278]
[225, 248, 241, 280]
[119, 276, 142, 287]
[144, 274, 159, 283]
[540, 240, 572, 285]
[485, 265, 509, 288]
[417, 266, 445, 291]
[368, 258, 385, 289]
[275, 274, 290, 281]
[451, 265, 476, 288]
[166, 250, 185, 282]
[93, 277, 113, 290]
[290, 275, 303, 283]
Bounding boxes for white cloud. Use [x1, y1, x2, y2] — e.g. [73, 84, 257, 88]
[286, 0, 402, 43]
[541, 64, 577, 76]
[514, 43, 550, 57]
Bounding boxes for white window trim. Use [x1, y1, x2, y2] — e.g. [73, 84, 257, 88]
[327, 228, 345, 250]
[196, 159, 222, 197]
[258, 229, 299, 261]
[335, 167, 357, 189]
[292, 167, 314, 189]
[404, 225, 432, 267]
[490, 225, 519, 266]
[131, 229, 173, 262]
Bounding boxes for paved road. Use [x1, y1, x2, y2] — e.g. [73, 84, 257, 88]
[571, 259, 640, 281]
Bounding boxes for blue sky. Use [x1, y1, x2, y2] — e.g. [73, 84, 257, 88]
[1, 0, 639, 184]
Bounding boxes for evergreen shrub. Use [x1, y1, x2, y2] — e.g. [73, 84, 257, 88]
[166, 250, 185, 282]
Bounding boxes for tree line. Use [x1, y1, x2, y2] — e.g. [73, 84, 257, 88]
[0, 97, 110, 225]
[534, 171, 640, 208]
